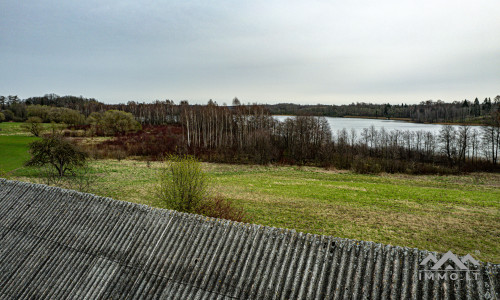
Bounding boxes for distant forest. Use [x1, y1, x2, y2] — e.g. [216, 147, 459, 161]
[266, 98, 500, 124]
[1, 93, 499, 174]
[1, 93, 498, 124]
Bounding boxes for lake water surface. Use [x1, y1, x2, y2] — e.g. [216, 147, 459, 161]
[274, 116, 467, 135]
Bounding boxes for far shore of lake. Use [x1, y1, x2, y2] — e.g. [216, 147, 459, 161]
[274, 114, 487, 126]
[342, 115, 486, 126]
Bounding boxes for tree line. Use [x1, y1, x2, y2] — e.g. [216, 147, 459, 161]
[86, 99, 499, 174]
[176, 102, 499, 172]
[2, 94, 499, 125]
[265, 97, 500, 124]
[2, 94, 499, 173]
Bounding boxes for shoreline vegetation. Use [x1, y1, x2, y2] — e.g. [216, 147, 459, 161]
[264, 98, 498, 125]
[274, 114, 488, 126]
[340, 115, 487, 126]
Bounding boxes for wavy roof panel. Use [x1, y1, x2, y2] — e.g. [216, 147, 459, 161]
[0, 179, 498, 299]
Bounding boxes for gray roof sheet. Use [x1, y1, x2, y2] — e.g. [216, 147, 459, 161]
[0, 179, 498, 299]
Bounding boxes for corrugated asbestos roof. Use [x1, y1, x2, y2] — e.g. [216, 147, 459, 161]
[0, 179, 498, 299]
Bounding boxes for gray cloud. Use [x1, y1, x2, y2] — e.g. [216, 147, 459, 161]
[1, 0, 499, 104]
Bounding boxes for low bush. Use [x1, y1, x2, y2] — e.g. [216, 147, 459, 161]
[156, 155, 208, 213]
[196, 195, 249, 222]
[155, 155, 249, 221]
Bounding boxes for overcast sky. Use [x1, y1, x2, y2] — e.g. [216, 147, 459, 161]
[1, 0, 499, 105]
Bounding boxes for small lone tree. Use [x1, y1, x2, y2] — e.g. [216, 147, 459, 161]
[26, 134, 87, 177]
[156, 155, 208, 213]
[21, 117, 43, 137]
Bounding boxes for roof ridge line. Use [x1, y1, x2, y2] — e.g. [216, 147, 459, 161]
[0, 178, 493, 265]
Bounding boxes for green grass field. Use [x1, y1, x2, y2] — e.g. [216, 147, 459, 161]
[12, 159, 500, 262]
[0, 122, 42, 173]
[0, 136, 38, 173]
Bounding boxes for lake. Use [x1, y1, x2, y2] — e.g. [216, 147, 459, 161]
[274, 116, 470, 135]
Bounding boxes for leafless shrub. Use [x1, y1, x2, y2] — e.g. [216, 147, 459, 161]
[196, 195, 249, 222]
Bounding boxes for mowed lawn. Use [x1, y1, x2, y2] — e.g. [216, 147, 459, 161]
[0, 122, 40, 173]
[0, 136, 38, 173]
[0, 122, 55, 173]
[13, 159, 500, 263]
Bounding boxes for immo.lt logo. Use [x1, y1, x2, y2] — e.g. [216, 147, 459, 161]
[419, 251, 480, 281]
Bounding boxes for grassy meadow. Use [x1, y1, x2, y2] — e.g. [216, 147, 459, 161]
[0, 136, 38, 173]
[1, 121, 499, 262]
[0, 122, 28, 136]
[0, 122, 43, 173]
[10, 159, 500, 263]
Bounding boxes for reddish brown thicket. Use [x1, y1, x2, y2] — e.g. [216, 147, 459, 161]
[196, 195, 249, 223]
[87, 125, 184, 159]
